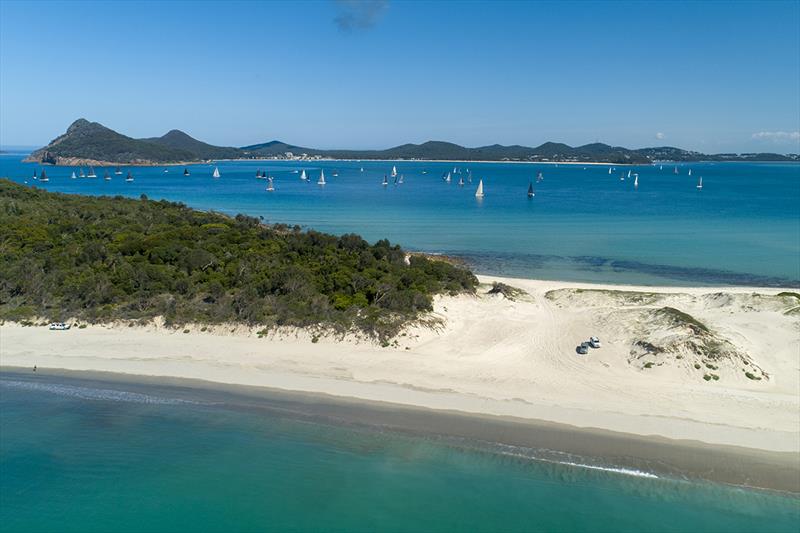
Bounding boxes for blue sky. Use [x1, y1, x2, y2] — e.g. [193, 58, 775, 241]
[1, 0, 798, 152]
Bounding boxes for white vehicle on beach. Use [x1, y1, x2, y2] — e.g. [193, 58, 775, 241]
[589, 336, 601, 348]
[48, 322, 70, 331]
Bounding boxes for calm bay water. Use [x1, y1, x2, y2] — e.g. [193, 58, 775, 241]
[2, 154, 798, 286]
[1, 373, 798, 533]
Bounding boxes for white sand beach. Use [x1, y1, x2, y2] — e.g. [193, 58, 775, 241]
[2, 275, 798, 454]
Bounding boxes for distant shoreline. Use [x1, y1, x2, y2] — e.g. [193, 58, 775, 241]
[18, 156, 800, 167]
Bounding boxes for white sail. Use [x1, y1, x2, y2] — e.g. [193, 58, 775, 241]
[300, 169, 307, 180]
[398, 174, 404, 184]
[697, 176, 703, 189]
[266, 177, 275, 191]
[445, 172, 451, 183]
[391, 165, 397, 177]
[660, 165, 663, 171]
[608, 167, 612, 175]
[458, 176, 464, 186]
[88, 167, 97, 178]
[212, 166, 220, 178]
[688, 169, 692, 176]
[634, 174, 639, 188]
[71, 171, 76, 179]
[627, 170, 632, 178]
[318, 169, 326, 185]
[475, 179, 484, 198]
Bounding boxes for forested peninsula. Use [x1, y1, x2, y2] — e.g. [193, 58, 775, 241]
[0, 180, 477, 340]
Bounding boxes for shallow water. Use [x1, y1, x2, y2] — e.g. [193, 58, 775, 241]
[2, 155, 798, 286]
[1, 373, 798, 532]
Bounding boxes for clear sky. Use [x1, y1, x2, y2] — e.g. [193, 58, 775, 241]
[1, 0, 798, 152]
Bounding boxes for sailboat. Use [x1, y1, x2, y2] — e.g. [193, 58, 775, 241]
[163, 168, 169, 173]
[382, 174, 388, 186]
[266, 176, 275, 192]
[104, 169, 111, 181]
[71, 171, 77, 179]
[256, 169, 262, 178]
[627, 170, 632, 179]
[32, 169, 37, 180]
[391, 165, 397, 178]
[634, 174, 639, 188]
[115, 166, 122, 175]
[620, 173, 625, 181]
[445, 172, 451, 183]
[398, 174, 404, 184]
[332, 170, 339, 177]
[184, 168, 190, 176]
[696, 176, 703, 190]
[527, 182, 535, 198]
[126, 171, 134, 182]
[360, 167, 364, 172]
[212, 166, 220, 178]
[87, 167, 97, 178]
[39, 170, 49, 182]
[79, 168, 86, 178]
[458, 175, 464, 186]
[422, 170, 427, 175]
[536, 171, 543, 183]
[688, 169, 692, 177]
[467, 171, 472, 183]
[608, 167, 612, 175]
[475, 179, 484, 198]
[674, 166, 679, 174]
[317, 169, 326, 185]
[659, 165, 663, 171]
[300, 169, 307, 181]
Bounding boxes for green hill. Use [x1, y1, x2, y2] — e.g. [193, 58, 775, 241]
[26, 119, 197, 165]
[144, 130, 242, 160]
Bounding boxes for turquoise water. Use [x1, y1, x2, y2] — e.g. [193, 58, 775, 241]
[2, 154, 798, 286]
[1, 373, 798, 533]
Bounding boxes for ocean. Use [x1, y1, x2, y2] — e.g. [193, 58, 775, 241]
[1, 372, 798, 533]
[1, 155, 798, 287]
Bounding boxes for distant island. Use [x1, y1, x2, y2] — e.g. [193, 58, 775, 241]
[25, 118, 799, 166]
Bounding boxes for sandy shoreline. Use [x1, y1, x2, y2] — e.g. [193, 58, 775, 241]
[1, 274, 798, 487]
[2, 367, 798, 493]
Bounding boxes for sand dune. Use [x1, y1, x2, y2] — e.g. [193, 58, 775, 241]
[1, 276, 798, 453]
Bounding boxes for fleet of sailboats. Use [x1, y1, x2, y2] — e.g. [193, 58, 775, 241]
[19, 163, 708, 197]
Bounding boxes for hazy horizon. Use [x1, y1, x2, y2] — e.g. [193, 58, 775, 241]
[1, 0, 799, 153]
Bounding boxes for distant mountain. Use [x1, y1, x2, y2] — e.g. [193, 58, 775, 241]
[26, 119, 799, 165]
[26, 119, 197, 165]
[144, 130, 242, 160]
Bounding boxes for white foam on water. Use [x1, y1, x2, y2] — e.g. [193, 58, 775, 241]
[557, 461, 659, 479]
[0, 379, 205, 405]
